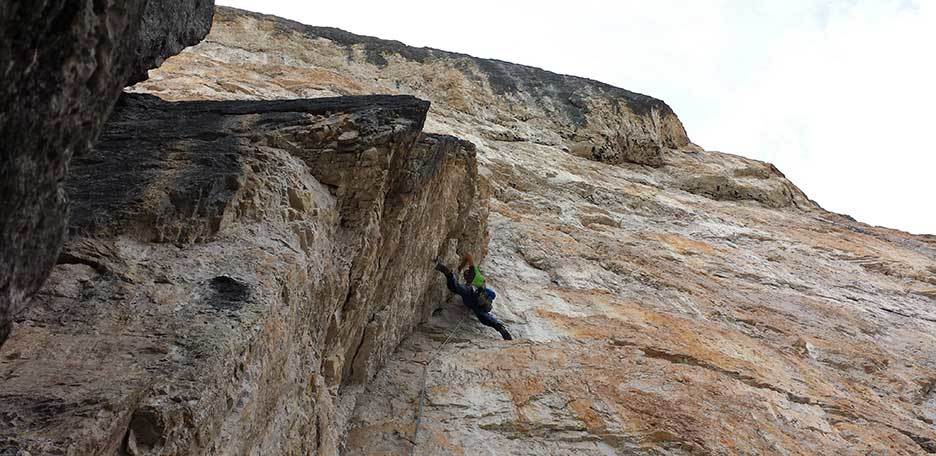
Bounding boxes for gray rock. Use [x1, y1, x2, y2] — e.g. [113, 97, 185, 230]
[0, 0, 215, 347]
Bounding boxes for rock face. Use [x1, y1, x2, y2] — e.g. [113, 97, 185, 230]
[0, 93, 487, 454]
[0, 0, 215, 347]
[134, 8, 691, 169]
[134, 7, 814, 212]
[4, 5, 936, 456]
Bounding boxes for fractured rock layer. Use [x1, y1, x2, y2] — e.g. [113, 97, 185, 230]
[134, 7, 815, 211]
[0, 93, 487, 455]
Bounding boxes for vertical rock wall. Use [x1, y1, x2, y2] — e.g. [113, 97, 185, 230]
[0, 94, 488, 455]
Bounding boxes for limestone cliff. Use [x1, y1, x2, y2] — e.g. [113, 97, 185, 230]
[4, 5, 936, 456]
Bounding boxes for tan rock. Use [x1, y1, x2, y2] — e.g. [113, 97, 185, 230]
[5, 6, 936, 456]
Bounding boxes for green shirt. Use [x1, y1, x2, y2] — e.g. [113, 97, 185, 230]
[470, 265, 485, 288]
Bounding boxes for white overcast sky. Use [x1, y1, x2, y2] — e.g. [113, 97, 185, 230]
[218, 0, 935, 235]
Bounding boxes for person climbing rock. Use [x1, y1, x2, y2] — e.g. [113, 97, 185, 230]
[434, 254, 512, 340]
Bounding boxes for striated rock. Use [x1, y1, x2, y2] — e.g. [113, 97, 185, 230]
[675, 157, 812, 209]
[0, 0, 215, 347]
[0, 93, 487, 454]
[126, 8, 936, 455]
[133, 6, 814, 211]
[133, 7, 690, 169]
[4, 6, 936, 456]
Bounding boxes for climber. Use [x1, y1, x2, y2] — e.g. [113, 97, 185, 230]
[434, 254, 512, 340]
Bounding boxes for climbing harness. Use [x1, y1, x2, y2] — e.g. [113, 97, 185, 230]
[410, 320, 465, 456]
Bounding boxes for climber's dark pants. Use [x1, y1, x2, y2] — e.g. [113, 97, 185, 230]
[474, 310, 505, 330]
[444, 272, 506, 331]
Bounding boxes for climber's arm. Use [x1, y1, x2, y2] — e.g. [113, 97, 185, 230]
[457, 253, 474, 272]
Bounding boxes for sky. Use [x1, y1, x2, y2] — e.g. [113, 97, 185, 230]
[218, 0, 935, 235]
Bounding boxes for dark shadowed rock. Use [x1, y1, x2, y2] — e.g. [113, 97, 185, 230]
[0, 93, 488, 454]
[0, 0, 215, 347]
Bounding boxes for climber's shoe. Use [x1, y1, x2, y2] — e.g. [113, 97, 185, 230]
[497, 326, 513, 341]
[434, 262, 450, 275]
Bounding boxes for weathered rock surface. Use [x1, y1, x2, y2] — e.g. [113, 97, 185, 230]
[5, 5, 936, 456]
[133, 7, 815, 211]
[125, 8, 936, 455]
[0, 93, 487, 454]
[0, 0, 215, 347]
[134, 7, 691, 168]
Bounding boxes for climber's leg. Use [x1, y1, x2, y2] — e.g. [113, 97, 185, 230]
[475, 311, 513, 340]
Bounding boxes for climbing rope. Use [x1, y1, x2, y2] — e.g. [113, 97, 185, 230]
[410, 320, 465, 456]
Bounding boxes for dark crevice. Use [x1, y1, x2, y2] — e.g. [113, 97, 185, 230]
[347, 324, 370, 382]
[206, 276, 249, 311]
[56, 252, 108, 274]
[314, 415, 322, 452]
[880, 307, 936, 324]
[895, 428, 936, 453]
